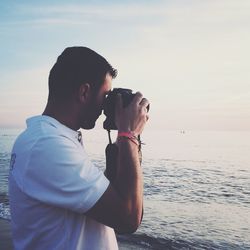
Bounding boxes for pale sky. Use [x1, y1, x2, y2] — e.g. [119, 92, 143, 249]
[0, 0, 249, 130]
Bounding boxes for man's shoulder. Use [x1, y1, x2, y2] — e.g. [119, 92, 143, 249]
[23, 115, 80, 145]
[13, 126, 80, 158]
[31, 133, 80, 155]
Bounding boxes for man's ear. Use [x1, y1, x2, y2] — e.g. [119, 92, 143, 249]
[79, 83, 91, 103]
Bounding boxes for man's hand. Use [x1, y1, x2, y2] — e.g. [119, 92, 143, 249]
[115, 92, 149, 136]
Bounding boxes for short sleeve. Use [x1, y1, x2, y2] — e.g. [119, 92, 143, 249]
[23, 135, 109, 213]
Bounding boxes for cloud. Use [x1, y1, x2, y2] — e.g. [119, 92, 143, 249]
[1, 2, 168, 28]
[2, 0, 250, 29]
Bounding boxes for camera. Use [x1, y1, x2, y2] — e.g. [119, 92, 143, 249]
[103, 88, 135, 130]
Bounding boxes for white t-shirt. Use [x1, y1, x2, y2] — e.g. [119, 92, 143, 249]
[9, 115, 118, 250]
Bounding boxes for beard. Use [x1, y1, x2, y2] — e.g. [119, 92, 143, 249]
[80, 109, 102, 130]
[79, 91, 103, 130]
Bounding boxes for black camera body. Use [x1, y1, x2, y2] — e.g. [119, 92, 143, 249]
[103, 88, 135, 130]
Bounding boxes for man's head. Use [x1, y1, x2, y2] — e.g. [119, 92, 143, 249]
[48, 47, 117, 102]
[47, 47, 117, 129]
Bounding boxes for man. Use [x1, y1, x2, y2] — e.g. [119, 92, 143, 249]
[9, 47, 149, 249]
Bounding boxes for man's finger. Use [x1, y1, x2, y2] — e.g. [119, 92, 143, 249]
[132, 92, 143, 105]
[139, 98, 150, 111]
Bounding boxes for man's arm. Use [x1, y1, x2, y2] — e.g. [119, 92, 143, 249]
[85, 92, 149, 233]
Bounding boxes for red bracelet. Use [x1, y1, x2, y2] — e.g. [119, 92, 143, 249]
[118, 131, 136, 138]
[117, 136, 139, 146]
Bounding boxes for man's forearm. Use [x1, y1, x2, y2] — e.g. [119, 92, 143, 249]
[113, 138, 143, 229]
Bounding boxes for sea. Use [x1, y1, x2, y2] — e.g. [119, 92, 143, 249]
[0, 128, 250, 250]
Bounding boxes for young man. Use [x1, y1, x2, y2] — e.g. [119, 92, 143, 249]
[9, 47, 149, 250]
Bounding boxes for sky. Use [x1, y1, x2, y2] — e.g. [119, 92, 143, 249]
[0, 0, 249, 130]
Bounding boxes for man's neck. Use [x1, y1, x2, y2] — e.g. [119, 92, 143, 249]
[43, 101, 80, 131]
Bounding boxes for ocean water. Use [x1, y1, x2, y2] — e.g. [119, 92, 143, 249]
[0, 128, 250, 249]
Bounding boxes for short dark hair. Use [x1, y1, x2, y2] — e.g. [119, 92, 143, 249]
[48, 47, 117, 101]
